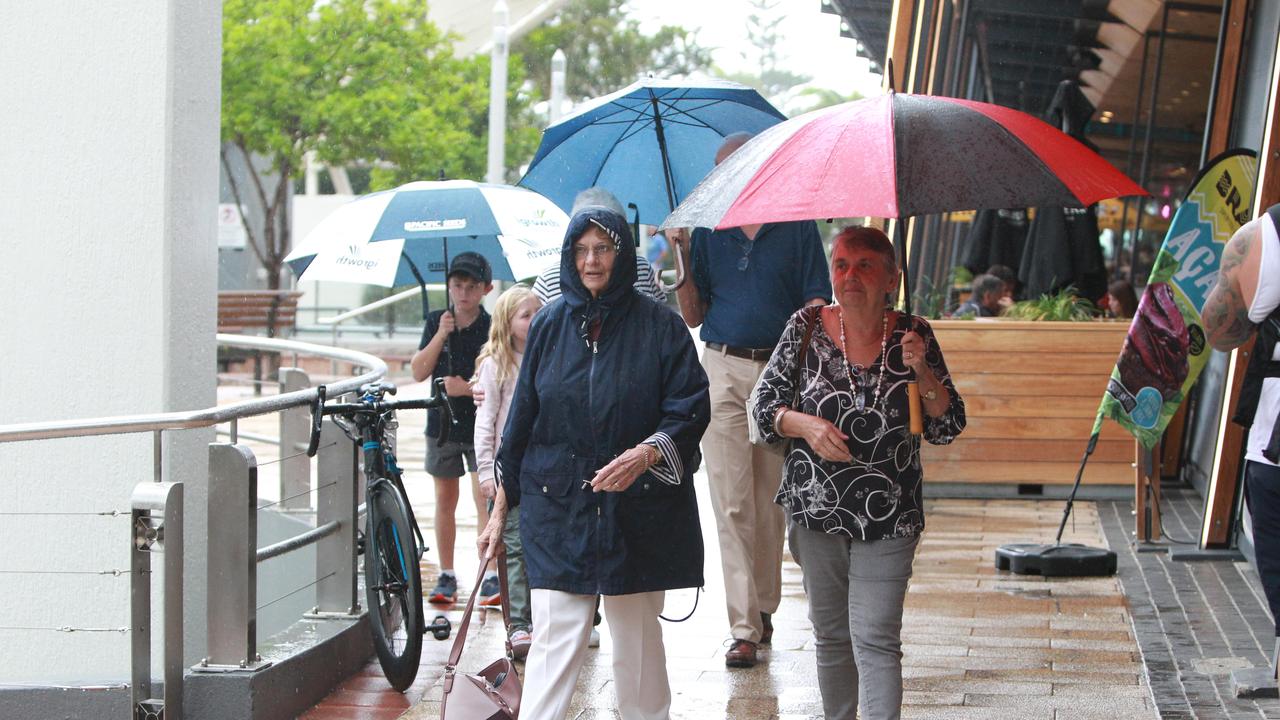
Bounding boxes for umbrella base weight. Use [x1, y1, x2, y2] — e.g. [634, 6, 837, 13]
[995, 543, 1117, 577]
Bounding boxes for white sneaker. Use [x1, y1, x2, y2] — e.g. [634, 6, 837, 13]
[588, 627, 600, 648]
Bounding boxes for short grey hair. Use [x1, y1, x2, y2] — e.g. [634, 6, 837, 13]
[571, 187, 626, 217]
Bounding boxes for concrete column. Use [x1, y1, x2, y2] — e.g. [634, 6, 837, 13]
[0, 0, 222, 681]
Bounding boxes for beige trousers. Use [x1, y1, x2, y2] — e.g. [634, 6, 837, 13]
[520, 589, 670, 720]
[701, 349, 787, 643]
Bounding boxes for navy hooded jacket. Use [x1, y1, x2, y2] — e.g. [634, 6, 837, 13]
[496, 207, 711, 595]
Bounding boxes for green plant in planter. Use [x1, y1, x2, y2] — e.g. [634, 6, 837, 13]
[912, 277, 948, 320]
[951, 265, 973, 286]
[1003, 286, 1097, 321]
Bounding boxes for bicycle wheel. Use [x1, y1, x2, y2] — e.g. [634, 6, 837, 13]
[364, 482, 423, 691]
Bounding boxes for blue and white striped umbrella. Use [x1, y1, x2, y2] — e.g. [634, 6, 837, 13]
[519, 78, 786, 226]
[285, 180, 568, 287]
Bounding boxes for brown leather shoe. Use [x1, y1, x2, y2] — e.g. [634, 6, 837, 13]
[725, 639, 758, 668]
[760, 612, 773, 645]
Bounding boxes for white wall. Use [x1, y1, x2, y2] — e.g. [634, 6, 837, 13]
[0, 1, 222, 681]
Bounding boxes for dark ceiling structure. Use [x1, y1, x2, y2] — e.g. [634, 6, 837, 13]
[819, 0, 1220, 189]
[822, 0, 1116, 116]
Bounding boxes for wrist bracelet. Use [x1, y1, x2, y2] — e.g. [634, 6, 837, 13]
[640, 443, 660, 466]
[775, 407, 790, 436]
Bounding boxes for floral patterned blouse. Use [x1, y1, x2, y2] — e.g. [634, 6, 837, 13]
[751, 306, 966, 541]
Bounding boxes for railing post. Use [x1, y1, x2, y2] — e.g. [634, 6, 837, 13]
[131, 481, 184, 720]
[200, 443, 269, 672]
[278, 367, 312, 510]
[312, 418, 360, 615]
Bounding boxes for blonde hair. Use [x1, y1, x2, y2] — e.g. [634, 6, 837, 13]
[475, 285, 535, 387]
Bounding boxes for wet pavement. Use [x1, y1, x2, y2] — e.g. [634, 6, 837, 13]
[249, 377, 1156, 720]
[225, 380, 1272, 718]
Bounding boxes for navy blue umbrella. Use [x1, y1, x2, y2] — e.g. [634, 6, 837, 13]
[519, 78, 786, 226]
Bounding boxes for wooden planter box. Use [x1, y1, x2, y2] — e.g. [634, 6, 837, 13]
[922, 319, 1132, 487]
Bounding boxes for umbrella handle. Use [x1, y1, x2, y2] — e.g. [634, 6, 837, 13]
[659, 230, 689, 293]
[907, 381, 924, 435]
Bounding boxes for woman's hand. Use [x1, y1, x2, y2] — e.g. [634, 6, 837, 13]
[790, 412, 852, 463]
[900, 330, 928, 375]
[477, 509, 507, 560]
[478, 477, 497, 500]
[471, 384, 486, 407]
[590, 446, 651, 493]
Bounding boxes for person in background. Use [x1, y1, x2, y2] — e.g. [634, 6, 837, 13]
[986, 263, 1018, 311]
[410, 251, 494, 606]
[668, 131, 832, 669]
[1203, 207, 1280, 647]
[473, 285, 540, 658]
[752, 226, 966, 720]
[478, 207, 710, 720]
[1106, 279, 1139, 319]
[951, 273, 1004, 318]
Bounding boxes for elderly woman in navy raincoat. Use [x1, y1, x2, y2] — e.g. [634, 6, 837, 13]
[478, 206, 710, 720]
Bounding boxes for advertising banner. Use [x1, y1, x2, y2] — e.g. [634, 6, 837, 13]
[1094, 150, 1257, 447]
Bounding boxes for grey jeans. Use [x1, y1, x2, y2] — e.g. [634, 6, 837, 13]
[789, 523, 918, 720]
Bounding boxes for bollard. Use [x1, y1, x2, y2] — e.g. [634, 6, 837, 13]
[312, 418, 360, 616]
[131, 481, 184, 720]
[200, 443, 269, 671]
[278, 367, 312, 510]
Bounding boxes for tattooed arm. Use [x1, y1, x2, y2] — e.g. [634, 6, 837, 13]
[1204, 218, 1263, 351]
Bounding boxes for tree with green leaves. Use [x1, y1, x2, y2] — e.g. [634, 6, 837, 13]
[221, 0, 538, 289]
[514, 0, 712, 102]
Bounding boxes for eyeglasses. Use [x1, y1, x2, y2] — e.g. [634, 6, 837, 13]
[572, 243, 617, 260]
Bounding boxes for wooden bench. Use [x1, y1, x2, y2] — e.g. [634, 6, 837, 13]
[217, 290, 304, 336]
[217, 290, 304, 384]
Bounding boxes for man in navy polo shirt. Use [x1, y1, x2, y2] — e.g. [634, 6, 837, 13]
[670, 132, 832, 668]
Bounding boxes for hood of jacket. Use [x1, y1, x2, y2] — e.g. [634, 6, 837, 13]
[559, 206, 639, 339]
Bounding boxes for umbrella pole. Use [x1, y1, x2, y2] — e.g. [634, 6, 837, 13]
[440, 237, 459, 436]
[895, 219, 924, 435]
[649, 95, 679, 213]
[649, 95, 689, 292]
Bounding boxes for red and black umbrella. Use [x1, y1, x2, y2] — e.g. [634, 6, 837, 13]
[663, 88, 1146, 429]
[663, 90, 1145, 229]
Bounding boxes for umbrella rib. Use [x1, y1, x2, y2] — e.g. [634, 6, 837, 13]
[587, 103, 659, 190]
[653, 97, 723, 132]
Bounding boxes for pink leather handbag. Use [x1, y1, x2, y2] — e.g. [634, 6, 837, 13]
[441, 551, 521, 719]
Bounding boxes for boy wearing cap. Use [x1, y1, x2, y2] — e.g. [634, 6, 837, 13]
[411, 251, 495, 604]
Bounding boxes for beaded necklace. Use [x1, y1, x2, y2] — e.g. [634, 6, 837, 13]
[838, 307, 889, 413]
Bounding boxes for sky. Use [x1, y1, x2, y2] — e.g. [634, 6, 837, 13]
[631, 0, 885, 103]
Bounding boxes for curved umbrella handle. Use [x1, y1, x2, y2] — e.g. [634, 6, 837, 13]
[658, 230, 688, 293]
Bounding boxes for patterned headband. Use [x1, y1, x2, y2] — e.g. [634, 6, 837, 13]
[587, 217, 622, 250]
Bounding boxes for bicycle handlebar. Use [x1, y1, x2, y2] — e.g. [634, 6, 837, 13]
[305, 385, 327, 457]
[305, 377, 452, 457]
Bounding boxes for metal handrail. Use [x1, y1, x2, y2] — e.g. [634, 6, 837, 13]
[0, 334, 386, 443]
[256, 520, 341, 563]
[317, 284, 442, 326]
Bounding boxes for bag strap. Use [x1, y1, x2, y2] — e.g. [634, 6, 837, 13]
[789, 308, 820, 407]
[444, 547, 513, 688]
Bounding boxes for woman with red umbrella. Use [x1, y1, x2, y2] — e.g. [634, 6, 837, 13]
[751, 226, 966, 720]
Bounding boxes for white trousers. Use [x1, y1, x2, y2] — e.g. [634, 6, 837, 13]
[520, 588, 671, 720]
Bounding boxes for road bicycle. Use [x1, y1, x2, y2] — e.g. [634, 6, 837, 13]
[306, 378, 452, 691]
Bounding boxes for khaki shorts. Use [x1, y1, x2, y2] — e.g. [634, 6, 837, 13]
[424, 437, 477, 478]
